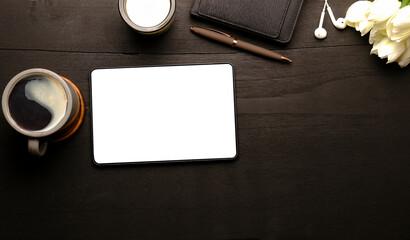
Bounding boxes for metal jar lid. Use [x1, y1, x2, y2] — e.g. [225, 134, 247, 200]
[119, 0, 176, 35]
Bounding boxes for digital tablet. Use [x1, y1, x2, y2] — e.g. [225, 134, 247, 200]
[90, 63, 237, 165]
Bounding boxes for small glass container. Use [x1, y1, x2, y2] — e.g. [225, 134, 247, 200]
[119, 0, 176, 35]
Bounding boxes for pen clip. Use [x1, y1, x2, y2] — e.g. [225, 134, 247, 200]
[199, 26, 232, 38]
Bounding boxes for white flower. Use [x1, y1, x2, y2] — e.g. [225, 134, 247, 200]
[371, 35, 406, 63]
[345, 1, 374, 36]
[345, 0, 401, 36]
[345, 1, 373, 28]
[369, 28, 387, 45]
[344, 0, 409, 67]
[386, 6, 410, 42]
[397, 38, 410, 67]
[365, 0, 401, 22]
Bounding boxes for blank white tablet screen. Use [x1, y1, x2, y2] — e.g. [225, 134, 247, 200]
[91, 64, 237, 164]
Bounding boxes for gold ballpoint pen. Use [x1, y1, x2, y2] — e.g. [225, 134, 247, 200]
[190, 26, 292, 63]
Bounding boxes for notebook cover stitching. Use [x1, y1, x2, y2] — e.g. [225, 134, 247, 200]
[278, 0, 304, 42]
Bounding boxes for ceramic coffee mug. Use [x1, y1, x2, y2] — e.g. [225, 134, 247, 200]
[2, 68, 85, 156]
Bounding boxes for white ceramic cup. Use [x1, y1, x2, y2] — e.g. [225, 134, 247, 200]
[2, 68, 85, 157]
[119, 0, 176, 35]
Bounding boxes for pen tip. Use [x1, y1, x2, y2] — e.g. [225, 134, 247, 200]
[281, 56, 292, 63]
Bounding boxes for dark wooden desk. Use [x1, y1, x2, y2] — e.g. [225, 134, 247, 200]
[1, 0, 410, 239]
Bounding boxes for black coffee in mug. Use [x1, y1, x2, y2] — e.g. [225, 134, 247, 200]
[2, 69, 85, 157]
[8, 75, 67, 131]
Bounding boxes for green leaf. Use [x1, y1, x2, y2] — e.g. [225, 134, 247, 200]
[401, 0, 410, 8]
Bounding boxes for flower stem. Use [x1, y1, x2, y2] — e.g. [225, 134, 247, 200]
[401, 0, 410, 8]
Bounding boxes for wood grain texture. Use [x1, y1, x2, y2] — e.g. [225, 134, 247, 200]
[1, 0, 410, 239]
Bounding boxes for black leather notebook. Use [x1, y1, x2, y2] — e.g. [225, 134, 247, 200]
[190, 0, 304, 43]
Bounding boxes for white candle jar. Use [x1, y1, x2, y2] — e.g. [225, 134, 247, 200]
[119, 0, 176, 35]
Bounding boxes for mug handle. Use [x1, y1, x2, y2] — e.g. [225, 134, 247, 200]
[28, 139, 48, 157]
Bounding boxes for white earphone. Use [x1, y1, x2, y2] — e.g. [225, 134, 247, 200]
[314, 0, 328, 39]
[326, 3, 347, 29]
[314, 0, 346, 39]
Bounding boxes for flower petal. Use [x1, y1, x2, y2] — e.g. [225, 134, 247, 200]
[359, 20, 374, 35]
[369, 28, 387, 44]
[386, 6, 410, 42]
[355, 22, 361, 31]
[366, 0, 401, 22]
[372, 19, 389, 31]
[345, 1, 373, 23]
[397, 47, 410, 67]
[377, 39, 406, 63]
[371, 36, 389, 55]
[397, 39, 410, 67]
